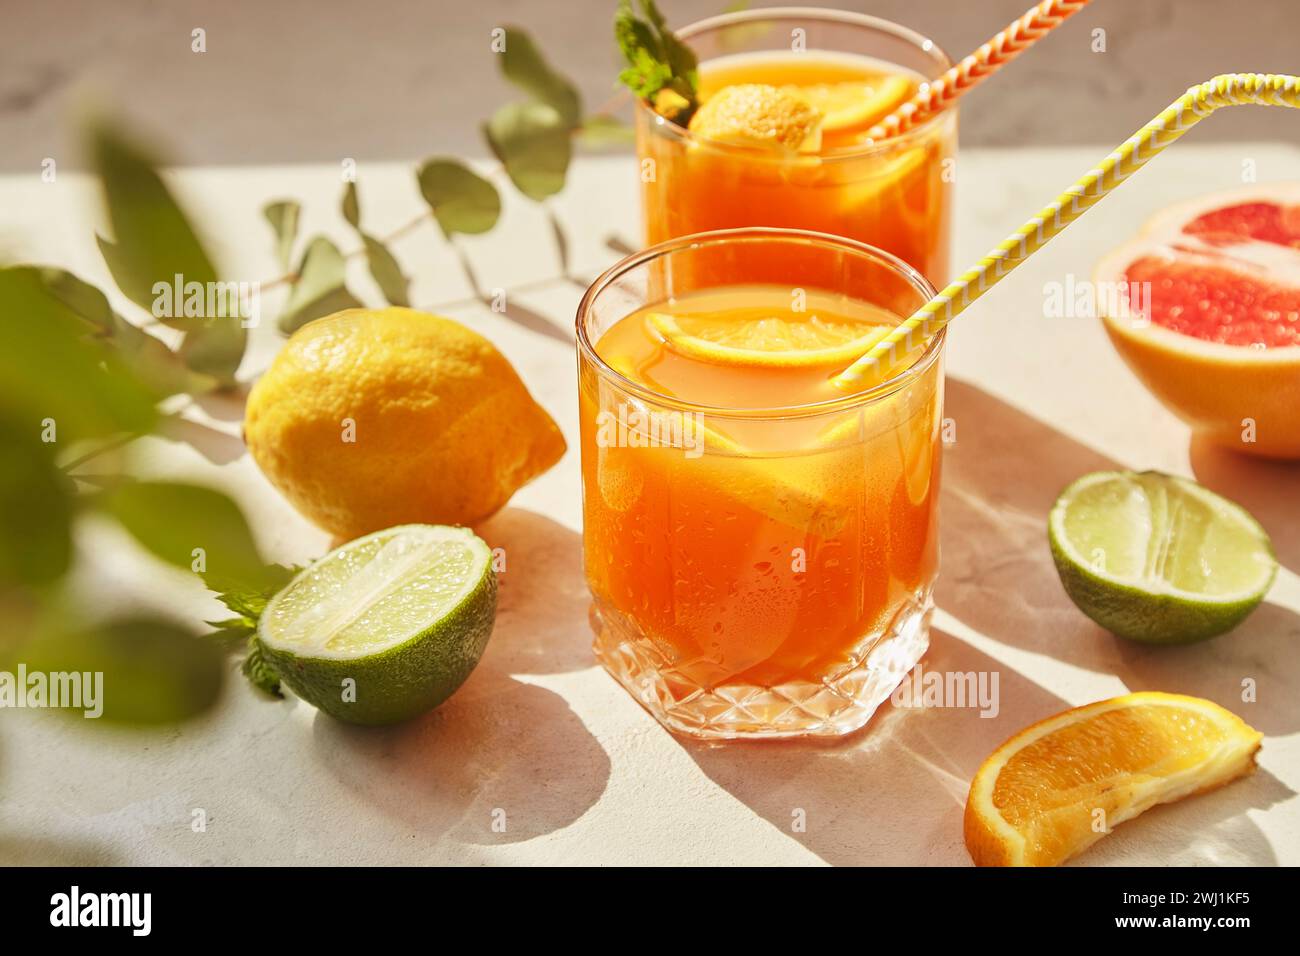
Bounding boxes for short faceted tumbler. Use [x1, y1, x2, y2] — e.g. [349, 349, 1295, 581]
[577, 228, 945, 739]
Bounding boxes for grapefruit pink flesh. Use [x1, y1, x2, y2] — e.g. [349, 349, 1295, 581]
[1121, 200, 1300, 348]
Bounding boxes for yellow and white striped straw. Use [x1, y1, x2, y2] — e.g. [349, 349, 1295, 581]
[833, 73, 1300, 390]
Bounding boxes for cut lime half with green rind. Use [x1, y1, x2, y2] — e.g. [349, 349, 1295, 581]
[1048, 471, 1276, 644]
[258, 524, 497, 725]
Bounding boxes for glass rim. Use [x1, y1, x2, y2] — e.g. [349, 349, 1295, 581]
[575, 226, 946, 421]
[636, 5, 956, 162]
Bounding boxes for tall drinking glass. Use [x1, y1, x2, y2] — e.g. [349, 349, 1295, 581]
[637, 7, 957, 287]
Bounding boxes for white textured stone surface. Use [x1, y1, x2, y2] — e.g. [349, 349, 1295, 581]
[1, 145, 1297, 866]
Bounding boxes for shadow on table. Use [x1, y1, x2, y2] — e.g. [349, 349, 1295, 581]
[0, 833, 123, 866]
[1107, 600, 1300, 737]
[679, 377, 1290, 865]
[937, 378, 1125, 672]
[1189, 434, 1300, 572]
[683, 627, 1068, 866]
[474, 506, 594, 675]
[311, 508, 609, 846]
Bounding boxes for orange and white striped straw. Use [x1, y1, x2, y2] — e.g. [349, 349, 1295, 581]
[868, 0, 1092, 142]
[834, 74, 1300, 389]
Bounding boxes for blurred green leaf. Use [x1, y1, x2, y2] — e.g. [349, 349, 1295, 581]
[416, 159, 501, 236]
[102, 480, 282, 593]
[342, 181, 360, 229]
[277, 236, 363, 334]
[578, 114, 636, 148]
[263, 200, 301, 273]
[485, 102, 572, 202]
[33, 266, 116, 332]
[500, 26, 582, 126]
[361, 235, 410, 307]
[0, 418, 72, 589]
[177, 319, 246, 386]
[24, 615, 224, 724]
[21, 266, 210, 397]
[85, 121, 219, 319]
[0, 266, 158, 441]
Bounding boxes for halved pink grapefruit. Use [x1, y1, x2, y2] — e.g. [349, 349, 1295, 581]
[1097, 184, 1300, 458]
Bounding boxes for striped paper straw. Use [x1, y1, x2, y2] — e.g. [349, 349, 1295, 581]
[834, 74, 1300, 389]
[868, 0, 1092, 142]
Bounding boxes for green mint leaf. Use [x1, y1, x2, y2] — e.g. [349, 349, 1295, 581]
[204, 616, 256, 649]
[613, 0, 699, 119]
[202, 567, 299, 697]
[241, 636, 282, 698]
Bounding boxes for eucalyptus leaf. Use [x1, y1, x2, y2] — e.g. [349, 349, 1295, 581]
[485, 102, 572, 201]
[33, 267, 116, 333]
[500, 26, 582, 125]
[24, 615, 224, 724]
[178, 319, 247, 386]
[85, 121, 219, 321]
[416, 159, 501, 236]
[263, 200, 301, 273]
[362, 234, 410, 307]
[0, 266, 157, 441]
[342, 181, 360, 229]
[102, 480, 282, 592]
[0, 417, 72, 589]
[24, 266, 209, 396]
[277, 236, 363, 334]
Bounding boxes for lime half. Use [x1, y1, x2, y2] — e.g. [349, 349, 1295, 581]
[1048, 471, 1276, 644]
[259, 524, 496, 724]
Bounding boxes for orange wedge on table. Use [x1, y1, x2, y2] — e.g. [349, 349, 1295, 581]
[965, 692, 1262, 867]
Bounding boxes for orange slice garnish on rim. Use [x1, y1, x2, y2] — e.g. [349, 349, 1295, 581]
[965, 692, 1261, 867]
[789, 75, 913, 137]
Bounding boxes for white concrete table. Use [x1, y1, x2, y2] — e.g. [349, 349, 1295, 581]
[2, 145, 1297, 866]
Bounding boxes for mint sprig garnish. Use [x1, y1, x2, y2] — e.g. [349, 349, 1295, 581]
[615, 0, 699, 123]
[203, 565, 301, 698]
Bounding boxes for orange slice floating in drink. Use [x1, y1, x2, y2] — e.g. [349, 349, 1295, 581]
[965, 692, 1262, 867]
[645, 309, 891, 368]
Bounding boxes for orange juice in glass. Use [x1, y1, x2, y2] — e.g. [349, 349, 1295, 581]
[577, 229, 943, 739]
[637, 8, 956, 288]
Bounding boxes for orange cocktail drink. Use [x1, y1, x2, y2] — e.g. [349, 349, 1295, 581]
[637, 8, 956, 287]
[577, 229, 944, 739]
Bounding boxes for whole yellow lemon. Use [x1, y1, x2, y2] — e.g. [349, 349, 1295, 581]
[244, 308, 565, 539]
